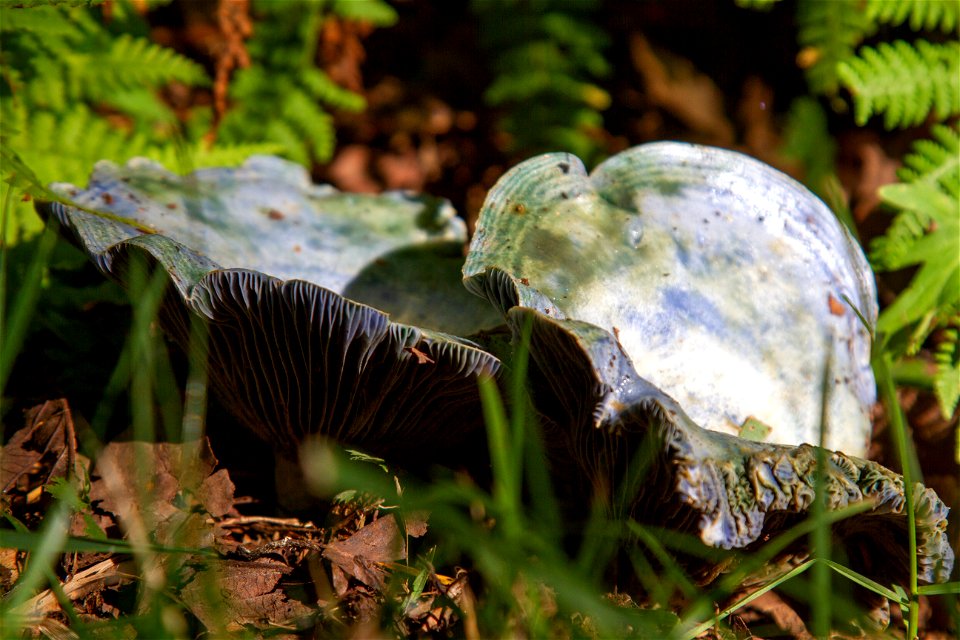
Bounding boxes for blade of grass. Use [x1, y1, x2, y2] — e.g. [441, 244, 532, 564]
[683, 559, 816, 638]
[512, 317, 562, 539]
[875, 352, 920, 639]
[181, 315, 209, 443]
[675, 500, 875, 636]
[821, 558, 907, 604]
[478, 374, 522, 540]
[40, 567, 81, 628]
[0, 219, 59, 394]
[682, 556, 912, 640]
[811, 351, 833, 637]
[0, 500, 72, 613]
[0, 530, 217, 556]
[917, 582, 960, 596]
[0, 182, 13, 399]
[629, 522, 699, 600]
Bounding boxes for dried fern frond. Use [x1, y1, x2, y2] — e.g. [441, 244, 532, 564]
[866, 0, 960, 33]
[837, 39, 960, 128]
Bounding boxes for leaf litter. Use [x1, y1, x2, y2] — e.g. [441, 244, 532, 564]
[1, 399, 463, 636]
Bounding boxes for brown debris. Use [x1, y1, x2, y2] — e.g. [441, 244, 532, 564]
[740, 591, 814, 639]
[322, 513, 427, 588]
[836, 131, 901, 224]
[211, 0, 252, 131]
[737, 76, 781, 167]
[20, 557, 137, 618]
[630, 34, 735, 146]
[88, 438, 236, 551]
[1, 399, 80, 504]
[320, 17, 372, 94]
[403, 346, 435, 365]
[180, 558, 316, 632]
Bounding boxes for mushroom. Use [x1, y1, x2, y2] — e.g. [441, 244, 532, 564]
[40, 146, 953, 593]
[463, 142, 953, 585]
[40, 156, 501, 459]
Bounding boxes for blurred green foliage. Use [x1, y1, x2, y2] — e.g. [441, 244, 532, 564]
[473, 0, 610, 165]
[741, 0, 960, 418]
[218, 0, 396, 167]
[0, 0, 394, 244]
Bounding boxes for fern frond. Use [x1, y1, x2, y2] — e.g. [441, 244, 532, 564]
[300, 68, 366, 112]
[145, 142, 285, 175]
[91, 34, 210, 89]
[735, 0, 783, 10]
[898, 124, 960, 198]
[933, 324, 960, 417]
[264, 119, 310, 166]
[866, 0, 960, 33]
[873, 182, 960, 348]
[837, 39, 960, 128]
[797, 0, 874, 95]
[0, 102, 155, 243]
[870, 205, 937, 270]
[475, 0, 610, 162]
[780, 96, 837, 196]
[330, 0, 398, 26]
[0, 5, 83, 37]
[282, 88, 336, 161]
[0, 0, 105, 7]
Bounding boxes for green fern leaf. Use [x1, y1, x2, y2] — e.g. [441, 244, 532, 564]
[780, 96, 837, 196]
[300, 68, 366, 112]
[265, 118, 310, 167]
[899, 124, 960, 198]
[866, 0, 960, 33]
[873, 183, 960, 346]
[331, 0, 398, 26]
[0, 5, 82, 37]
[797, 0, 874, 95]
[0, 0, 106, 6]
[91, 34, 210, 89]
[145, 142, 286, 175]
[1, 103, 155, 243]
[933, 325, 960, 417]
[837, 39, 960, 128]
[735, 0, 784, 10]
[282, 89, 336, 162]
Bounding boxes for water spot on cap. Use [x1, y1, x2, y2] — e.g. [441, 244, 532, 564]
[626, 218, 643, 248]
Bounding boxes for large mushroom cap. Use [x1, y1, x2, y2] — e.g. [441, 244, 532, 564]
[465, 142, 953, 584]
[466, 142, 876, 454]
[40, 156, 501, 457]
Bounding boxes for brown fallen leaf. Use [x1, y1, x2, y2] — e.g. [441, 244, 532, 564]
[323, 513, 427, 588]
[179, 558, 315, 632]
[1, 547, 21, 591]
[88, 438, 236, 551]
[630, 34, 734, 145]
[742, 591, 813, 639]
[1, 399, 79, 500]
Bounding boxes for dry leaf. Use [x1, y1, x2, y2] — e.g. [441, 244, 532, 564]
[1, 399, 79, 498]
[630, 34, 734, 145]
[180, 558, 315, 631]
[88, 438, 235, 550]
[323, 513, 427, 588]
